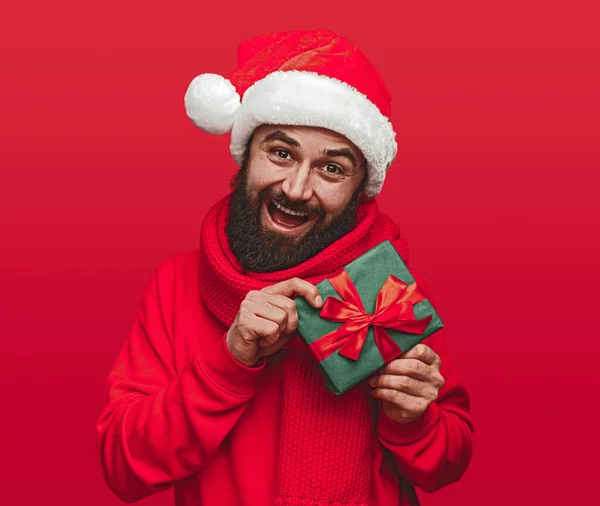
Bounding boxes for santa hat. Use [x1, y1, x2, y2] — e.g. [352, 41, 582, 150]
[184, 30, 397, 198]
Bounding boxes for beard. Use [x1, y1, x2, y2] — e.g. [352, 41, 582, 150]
[226, 168, 362, 273]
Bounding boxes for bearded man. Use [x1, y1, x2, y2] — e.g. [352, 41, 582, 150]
[97, 30, 473, 506]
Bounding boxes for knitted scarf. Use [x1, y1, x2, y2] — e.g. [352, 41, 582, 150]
[198, 194, 407, 327]
[198, 194, 408, 505]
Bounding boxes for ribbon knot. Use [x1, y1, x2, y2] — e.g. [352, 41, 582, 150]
[308, 269, 433, 362]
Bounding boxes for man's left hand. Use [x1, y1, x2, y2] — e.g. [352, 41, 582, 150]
[369, 344, 445, 424]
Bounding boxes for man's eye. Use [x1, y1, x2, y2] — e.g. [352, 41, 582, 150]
[274, 150, 291, 159]
[323, 164, 343, 176]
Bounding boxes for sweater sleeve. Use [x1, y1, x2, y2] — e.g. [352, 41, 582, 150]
[375, 251, 474, 493]
[376, 328, 474, 493]
[96, 257, 265, 503]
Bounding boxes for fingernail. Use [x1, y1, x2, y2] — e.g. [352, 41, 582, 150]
[316, 295, 322, 306]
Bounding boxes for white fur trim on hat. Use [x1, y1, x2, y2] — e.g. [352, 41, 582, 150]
[229, 70, 397, 198]
[184, 74, 241, 135]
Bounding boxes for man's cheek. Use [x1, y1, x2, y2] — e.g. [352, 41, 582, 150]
[322, 206, 343, 224]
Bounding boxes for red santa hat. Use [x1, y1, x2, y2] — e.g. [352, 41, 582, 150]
[184, 30, 397, 198]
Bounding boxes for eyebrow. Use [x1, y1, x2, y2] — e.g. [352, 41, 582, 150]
[262, 130, 300, 147]
[262, 130, 359, 166]
[322, 147, 358, 165]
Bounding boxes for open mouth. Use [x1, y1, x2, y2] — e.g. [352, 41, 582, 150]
[264, 198, 317, 234]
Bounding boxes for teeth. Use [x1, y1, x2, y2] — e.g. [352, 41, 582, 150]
[273, 200, 310, 217]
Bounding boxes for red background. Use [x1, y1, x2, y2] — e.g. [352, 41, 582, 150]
[1, 1, 599, 504]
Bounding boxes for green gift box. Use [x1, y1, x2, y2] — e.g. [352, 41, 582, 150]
[295, 240, 444, 395]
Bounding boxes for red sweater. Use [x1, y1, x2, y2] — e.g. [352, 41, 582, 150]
[96, 198, 473, 505]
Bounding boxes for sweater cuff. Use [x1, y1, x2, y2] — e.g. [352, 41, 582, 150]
[196, 333, 266, 398]
[377, 401, 440, 444]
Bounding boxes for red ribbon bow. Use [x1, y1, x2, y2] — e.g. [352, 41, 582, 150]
[308, 269, 433, 362]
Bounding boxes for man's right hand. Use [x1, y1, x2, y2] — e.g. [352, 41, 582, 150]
[226, 277, 323, 367]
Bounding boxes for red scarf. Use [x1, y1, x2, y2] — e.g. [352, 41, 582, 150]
[197, 194, 409, 505]
[198, 194, 408, 327]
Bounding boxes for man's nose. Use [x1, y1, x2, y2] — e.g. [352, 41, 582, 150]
[281, 163, 314, 201]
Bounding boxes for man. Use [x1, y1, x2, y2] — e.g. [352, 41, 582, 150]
[96, 30, 473, 506]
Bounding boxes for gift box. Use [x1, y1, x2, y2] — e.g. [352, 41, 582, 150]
[295, 240, 444, 395]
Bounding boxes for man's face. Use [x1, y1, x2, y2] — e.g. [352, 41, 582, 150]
[227, 124, 367, 272]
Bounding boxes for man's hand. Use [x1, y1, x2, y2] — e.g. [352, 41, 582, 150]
[369, 343, 445, 424]
[226, 277, 323, 367]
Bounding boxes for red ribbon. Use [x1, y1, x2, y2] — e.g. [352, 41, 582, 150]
[309, 269, 433, 362]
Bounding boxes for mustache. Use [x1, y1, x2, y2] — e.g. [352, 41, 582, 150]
[259, 188, 325, 217]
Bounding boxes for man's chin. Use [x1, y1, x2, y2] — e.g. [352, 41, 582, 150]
[226, 175, 361, 272]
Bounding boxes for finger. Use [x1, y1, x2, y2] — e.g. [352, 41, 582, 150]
[372, 388, 429, 413]
[368, 367, 386, 383]
[241, 298, 288, 334]
[262, 277, 323, 309]
[382, 358, 431, 381]
[259, 293, 299, 335]
[369, 374, 435, 399]
[400, 344, 438, 366]
[247, 291, 298, 335]
[238, 312, 280, 346]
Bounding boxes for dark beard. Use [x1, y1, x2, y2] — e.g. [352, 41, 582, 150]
[226, 169, 361, 272]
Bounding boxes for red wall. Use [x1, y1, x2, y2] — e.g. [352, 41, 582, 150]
[1, 1, 599, 504]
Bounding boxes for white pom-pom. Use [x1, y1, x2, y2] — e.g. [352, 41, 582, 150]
[184, 74, 241, 135]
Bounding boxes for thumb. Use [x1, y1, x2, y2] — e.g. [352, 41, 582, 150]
[262, 277, 323, 309]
